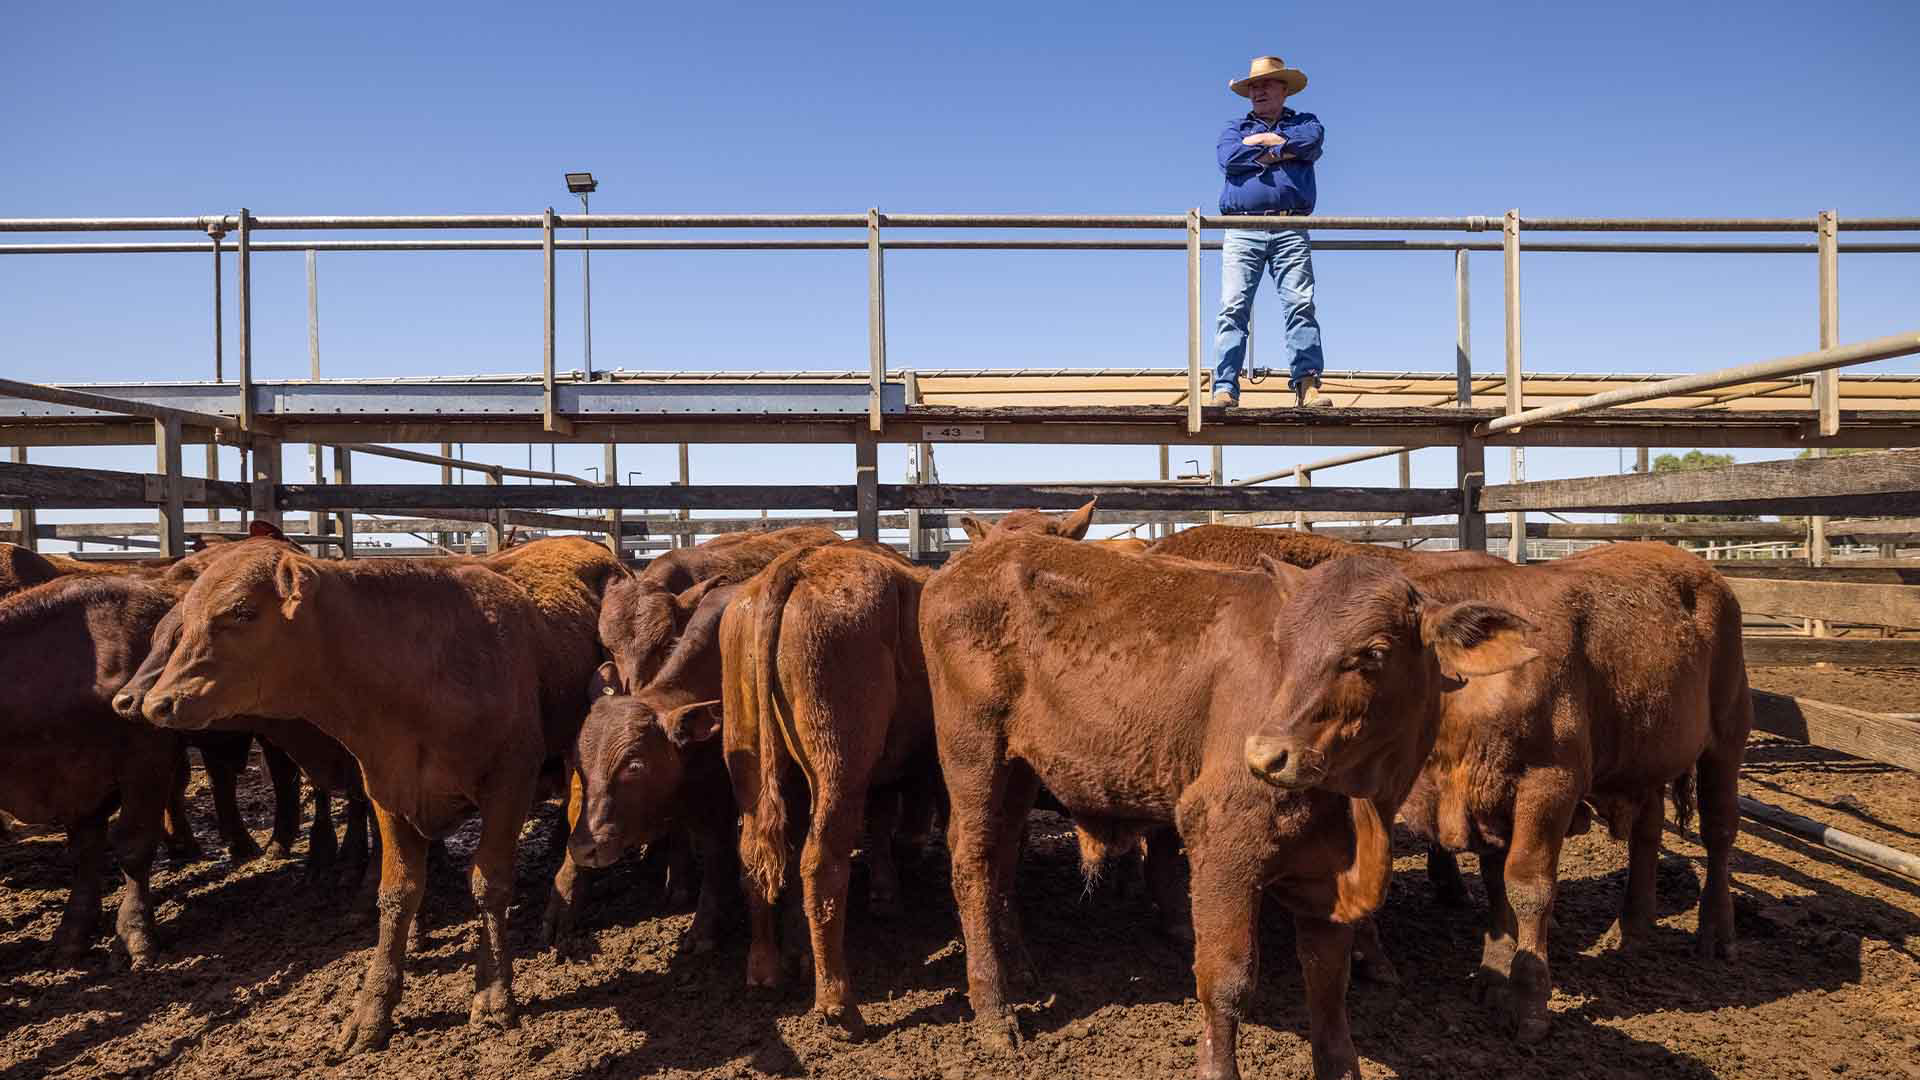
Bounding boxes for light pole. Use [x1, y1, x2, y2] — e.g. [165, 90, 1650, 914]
[565, 172, 598, 381]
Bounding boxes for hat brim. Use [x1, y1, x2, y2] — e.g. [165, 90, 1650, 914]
[1230, 70, 1307, 96]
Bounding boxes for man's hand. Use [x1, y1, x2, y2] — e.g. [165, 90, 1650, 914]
[1241, 133, 1285, 148]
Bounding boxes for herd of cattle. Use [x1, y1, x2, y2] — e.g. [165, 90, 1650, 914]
[0, 503, 1751, 1080]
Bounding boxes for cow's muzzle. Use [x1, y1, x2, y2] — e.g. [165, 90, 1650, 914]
[142, 692, 210, 732]
[568, 824, 625, 870]
[112, 688, 144, 721]
[1245, 735, 1328, 790]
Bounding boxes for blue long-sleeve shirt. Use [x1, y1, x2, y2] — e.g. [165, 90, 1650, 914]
[1217, 108, 1324, 215]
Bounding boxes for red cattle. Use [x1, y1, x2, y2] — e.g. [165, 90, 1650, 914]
[547, 581, 741, 950]
[142, 547, 548, 1056]
[956, 499, 1096, 547]
[725, 543, 935, 1035]
[921, 537, 1537, 1080]
[0, 573, 181, 966]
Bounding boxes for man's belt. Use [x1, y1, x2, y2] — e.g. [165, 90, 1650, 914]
[1224, 209, 1310, 217]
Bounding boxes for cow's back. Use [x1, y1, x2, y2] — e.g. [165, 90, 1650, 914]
[641, 526, 843, 592]
[483, 537, 622, 752]
[1148, 523, 1502, 572]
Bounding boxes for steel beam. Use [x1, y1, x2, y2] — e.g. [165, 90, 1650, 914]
[237, 209, 254, 430]
[154, 418, 186, 557]
[1187, 208, 1204, 435]
[867, 209, 887, 433]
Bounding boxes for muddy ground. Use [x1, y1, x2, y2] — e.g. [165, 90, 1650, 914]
[3, 666, 1918, 1079]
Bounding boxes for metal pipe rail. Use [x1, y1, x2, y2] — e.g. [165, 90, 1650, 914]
[1236, 444, 1412, 487]
[1477, 331, 1920, 435]
[0, 377, 241, 432]
[333, 442, 595, 486]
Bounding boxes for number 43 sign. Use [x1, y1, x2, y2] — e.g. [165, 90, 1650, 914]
[920, 424, 986, 442]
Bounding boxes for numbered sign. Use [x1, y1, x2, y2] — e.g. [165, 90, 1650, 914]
[921, 424, 986, 442]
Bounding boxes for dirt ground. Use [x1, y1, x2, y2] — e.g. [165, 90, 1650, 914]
[3, 667, 1918, 1080]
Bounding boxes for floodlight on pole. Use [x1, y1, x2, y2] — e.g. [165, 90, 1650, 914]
[565, 172, 597, 380]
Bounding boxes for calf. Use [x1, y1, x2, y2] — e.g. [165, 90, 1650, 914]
[142, 547, 547, 1057]
[548, 582, 741, 949]
[0, 574, 180, 967]
[725, 543, 935, 1036]
[921, 538, 1536, 1080]
[956, 499, 1097, 547]
[600, 526, 841, 692]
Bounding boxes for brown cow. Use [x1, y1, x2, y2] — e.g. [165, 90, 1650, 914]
[142, 547, 547, 1056]
[725, 543, 935, 1036]
[921, 538, 1537, 1080]
[1156, 527, 1751, 1041]
[599, 526, 842, 692]
[956, 499, 1096, 547]
[547, 581, 741, 949]
[0, 573, 181, 966]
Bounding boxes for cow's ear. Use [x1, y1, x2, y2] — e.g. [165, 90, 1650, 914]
[672, 576, 726, 621]
[662, 700, 722, 746]
[1421, 600, 1538, 679]
[592, 661, 622, 697]
[959, 516, 990, 544]
[1256, 554, 1308, 595]
[1058, 499, 1097, 541]
[274, 552, 317, 620]
[249, 519, 288, 541]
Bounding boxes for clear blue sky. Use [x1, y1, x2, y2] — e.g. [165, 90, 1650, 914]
[4, 0, 1917, 539]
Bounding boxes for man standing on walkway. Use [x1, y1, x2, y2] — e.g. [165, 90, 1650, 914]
[1212, 56, 1328, 408]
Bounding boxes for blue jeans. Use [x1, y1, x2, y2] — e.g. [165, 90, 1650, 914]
[1213, 226, 1323, 396]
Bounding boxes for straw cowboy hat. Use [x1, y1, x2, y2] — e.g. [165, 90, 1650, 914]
[1230, 55, 1308, 96]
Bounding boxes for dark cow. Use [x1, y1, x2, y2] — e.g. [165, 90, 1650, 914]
[1153, 526, 1751, 1041]
[599, 527, 842, 693]
[548, 582, 741, 950]
[0, 574, 180, 966]
[921, 537, 1537, 1080]
[142, 547, 548, 1056]
[725, 543, 935, 1035]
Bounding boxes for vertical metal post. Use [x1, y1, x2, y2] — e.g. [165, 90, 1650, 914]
[542, 207, 570, 434]
[209, 226, 224, 383]
[1157, 445, 1171, 538]
[485, 470, 504, 553]
[1398, 450, 1412, 535]
[155, 417, 186, 558]
[677, 443, 692, 549]
[580, 191, 594, 382]
[439, 441, 455, 551]
[307, 249, 320, 377]
[333, 447, 353, 558]
[205, 443, 221, 522]
[250, 435, 281, 527]
[1186, 208, 1204, 436]
[1816, 209, 1840, 437]
[1454, 248, 1471, 404]
[604, 441, 622, 559]
[10, 447, 36, 551]
[1209, 444, 1225, 525]
[236, 209, 254, 430]
[1502, 209, 1525, 564]
[904, 371, 926, 558]
[1635, 446, 1648, 473]
[1292, 466, 1309, 530]
[1457, 435, 1487, 554]
[854, 430, 880, 544]
[867, 208, 887, 433]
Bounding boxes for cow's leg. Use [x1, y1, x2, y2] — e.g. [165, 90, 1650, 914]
[109, 759, 170, 969]
[1498, 785, 1573, 1044]
[863, 788, 903, 917]
[1145, 828, 1194, 944]
[1349, 916, 1400, 986]
[334, 805, 428, 1058]
[945, 757, 1029, 1052]
[200, 737, 263, 865]
[1188, 850, 1259, 1080]
[50, 817, 109, 966]
[1611, 787, 1664, 951]
[1295, 914, 1362, 1080]
[340, 791, 372, 891]
[800, 771, 869, 1036]
[467, 782, 533, 1033]
[307, 786, 339, 882]
[661, 831, 696, 910]
[686, 811, 736, 955]
[261, 739, 303, 861]
[541, 770, 588, 949]
[1694, 746, 1741, 962]
[990, 768, 1042, 991]
[1427, 844, 1470, 907]
[1472, 845, 1517, 1006]
[161, 745, 203, 861]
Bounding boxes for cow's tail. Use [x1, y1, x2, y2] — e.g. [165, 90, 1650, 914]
[739, 550, 810, 908]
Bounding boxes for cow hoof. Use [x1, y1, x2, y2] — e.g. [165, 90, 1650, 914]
[264, 838, 295, 861]
[227, 834, 265, 866]
[1696, 932, 1738, 962]
[746, 947, 782, 989]
[1515, 1014, 1551, 1043]
[165, 840, 206, 863]
[816, 1003, 868, 1041]
[1352, 949, 1402, 987]
[332, 1011, 393, 1059]
[685, 931, 718, 955]
[469, 988, 518, 1030]
[973, 1010, 1022, 1054]
[540, 896, 576, 951]
[868, 891, 901, 919]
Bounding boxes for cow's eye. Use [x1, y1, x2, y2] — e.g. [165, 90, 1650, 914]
[1347, 643, 1389, 670]
[624, 759, 645, 776]
[225, 607, 255, 624]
